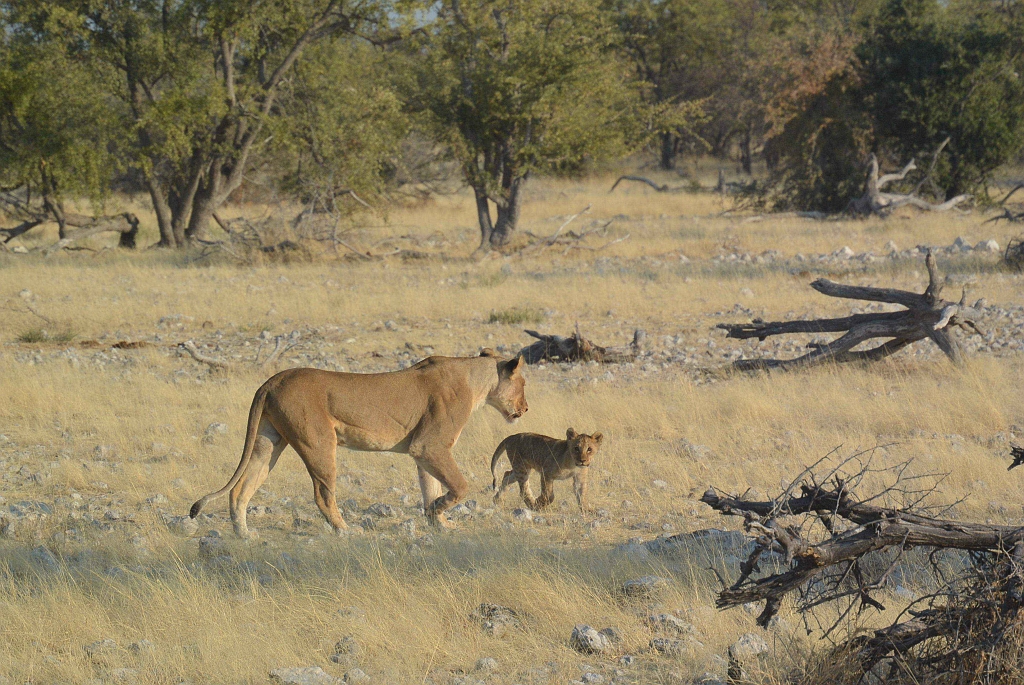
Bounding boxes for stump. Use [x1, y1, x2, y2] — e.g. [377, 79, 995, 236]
[517, 327, 646, 364]
[717, 251, 984, 370]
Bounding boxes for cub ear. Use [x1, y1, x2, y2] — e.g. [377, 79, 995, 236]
[501, 355, 525, 376]
[566, 427, 577, 439]
[479, 347, 499, 358]
[591, 432, 604, 444]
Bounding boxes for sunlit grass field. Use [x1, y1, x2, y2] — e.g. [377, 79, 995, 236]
[1, 176, 1022, 684]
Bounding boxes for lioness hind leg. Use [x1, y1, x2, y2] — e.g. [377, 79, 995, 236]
[229, 421, 286, 539]
[290, 437, 348, 533]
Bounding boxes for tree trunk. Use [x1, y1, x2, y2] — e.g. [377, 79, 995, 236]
[739, 128, 753, 175]
[660, 132, 677, 170]
[186, 194, 216, 242]
[147, 179, 177, 248]
[490, 175, 526, 247]
[474, 185, 494, 249]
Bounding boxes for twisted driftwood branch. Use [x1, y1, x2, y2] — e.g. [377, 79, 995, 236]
[717, 251, 985, 370]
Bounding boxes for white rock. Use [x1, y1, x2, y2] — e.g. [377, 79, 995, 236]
[11, 245, 28, 254]
[729, 632, 769, 661]
[344, 668, 370, 684]
[581, 673, 604, 684]
[621, 576, 671, 597]
[648, 613, 695, 635]
[167, 516, 199, 537]
[652, 479, 669, 489]
[31, 545, 60, 571]
[475, 657, 499, 673]
[84, 638, 118, 656]
[128, 640, 154, 654]
[883, 240, 898, 253]
[570, 625, 612, 654]
[511, 508, 533, 522]
[649, 637, 700, 656]
[976, 239, 1000, 252]
[269, 666, 342, 685]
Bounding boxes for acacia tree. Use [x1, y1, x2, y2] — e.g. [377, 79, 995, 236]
[858, 0, 1024, 198]
[0, 21, 140, 248]
[408, 0, 645, 250]
[608, 0, 709, 170]
[7, 0, 396, 247]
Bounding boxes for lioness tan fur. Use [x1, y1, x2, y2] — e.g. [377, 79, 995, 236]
[491, 428, 603, 512]
[190, 353, 528, 537]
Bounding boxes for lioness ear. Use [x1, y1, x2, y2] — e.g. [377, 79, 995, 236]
[592, 432, 603, 444]
[566, 427, 577, 439]
[479, 347, 498, 358]
[501, 355, 525, 376]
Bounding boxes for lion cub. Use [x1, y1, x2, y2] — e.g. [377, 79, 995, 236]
[491, 428, 604, 512]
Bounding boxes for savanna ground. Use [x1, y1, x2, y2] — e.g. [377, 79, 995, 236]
[1, 172, 1023, 685]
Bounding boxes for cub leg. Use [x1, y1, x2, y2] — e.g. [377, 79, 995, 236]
[535, 472, 556, 510]
[229, 420, 286, 539]
[494, 470, 517, 504]
[573, 469, 589, 512]
[518, 470, 539, 509]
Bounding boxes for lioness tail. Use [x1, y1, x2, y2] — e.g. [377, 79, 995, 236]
[490, 436, 512, 490]
[189, 384, 270, 519]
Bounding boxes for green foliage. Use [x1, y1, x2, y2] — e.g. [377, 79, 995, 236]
[761, 0, 1024, 211]
[0, 18, 122, 209]
[761, 72, 873, 212]
[488, 307, 545, 325]
[405, 0, 649, 245]
[859, 0, 1024, 197]
[16, 327, 77, 344]
[274, 40, 408, 212]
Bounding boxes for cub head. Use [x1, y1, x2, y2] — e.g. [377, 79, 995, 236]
[488, 355, 528, 423]
[566, 427, 603, 467]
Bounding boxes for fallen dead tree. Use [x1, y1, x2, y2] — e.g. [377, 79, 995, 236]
[513, 205, 628, 256]
[702, 449, 1024, 684]
[984, 183, 1024, 225]
[0, 191, 139, 252]
[179, 333, 301, 370]
[517, 327, 646, 364]
[847, 140, 972, 216]
[717, 251, 985, 370]
[1004, 236, 1024, 272]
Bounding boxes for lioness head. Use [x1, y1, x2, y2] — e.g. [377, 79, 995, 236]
[566, 427, 603, 467]
[488, 356, 528, 423]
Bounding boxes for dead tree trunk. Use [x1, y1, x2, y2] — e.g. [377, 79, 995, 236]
[847, 139, 972, 216]
[517, 327, 646, 364]
[717, 251, 985, 370]
[699, 449, 1024, 682]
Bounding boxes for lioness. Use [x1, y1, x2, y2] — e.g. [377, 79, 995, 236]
[190, 353, 527, 537]
[491, 428, 603, 511]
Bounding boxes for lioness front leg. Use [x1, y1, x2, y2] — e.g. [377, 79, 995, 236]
[412, 449, 469, 528]
[573, 470, 589, 513]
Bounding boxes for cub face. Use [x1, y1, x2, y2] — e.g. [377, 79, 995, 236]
[565, 427, 604, 468]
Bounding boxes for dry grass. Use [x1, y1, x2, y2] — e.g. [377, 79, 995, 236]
[0, 176, 1022, 684]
